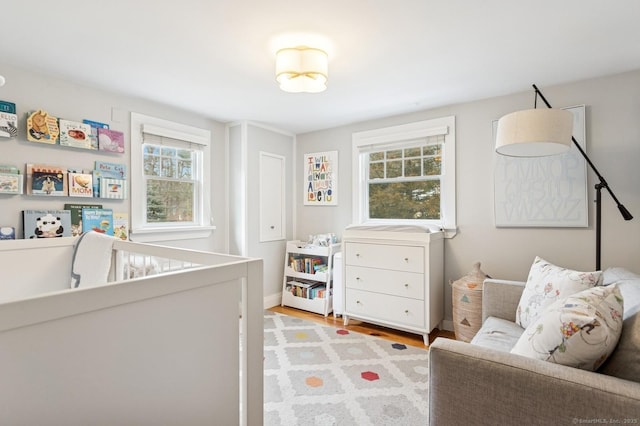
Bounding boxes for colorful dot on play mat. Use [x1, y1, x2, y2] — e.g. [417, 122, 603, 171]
[391, 343, 407, 350]
[361, 371, 380, 381]
[305, 376, 323, 387]
[336, 329, 349, 335]
[295, 332, 308, 339]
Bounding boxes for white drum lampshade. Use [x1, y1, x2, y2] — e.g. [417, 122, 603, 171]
[495, 108, 573, 157]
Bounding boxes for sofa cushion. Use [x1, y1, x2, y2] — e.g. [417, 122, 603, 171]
[511, 285, 623, 371]
[515, 256, 602, 329]
[599, 268, 640, 383]
[470, 316, 524, 353]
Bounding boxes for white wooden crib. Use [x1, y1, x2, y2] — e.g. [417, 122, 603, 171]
[0, 236, 263, 425]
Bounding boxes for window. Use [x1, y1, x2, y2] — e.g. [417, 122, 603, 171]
[130, 112, 213, 241]
[352, 116, 456, 237]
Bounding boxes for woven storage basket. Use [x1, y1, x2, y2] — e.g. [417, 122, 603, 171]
[451, 262, 489, 342]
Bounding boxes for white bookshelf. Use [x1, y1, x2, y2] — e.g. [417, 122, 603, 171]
[281, 240, 340, 316]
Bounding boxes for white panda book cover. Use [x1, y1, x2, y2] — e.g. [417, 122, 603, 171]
[22, 210, 72, 239]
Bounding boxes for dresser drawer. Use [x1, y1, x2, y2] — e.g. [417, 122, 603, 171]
[344, 242, 424, 273]
[345, 289, 425, 328]
[345, 266, 424, 299]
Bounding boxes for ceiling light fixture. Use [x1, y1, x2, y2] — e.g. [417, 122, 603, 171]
[0, 75, 5, 87]
[275, 46, 328, 93]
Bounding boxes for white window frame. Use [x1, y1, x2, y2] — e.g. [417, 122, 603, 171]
[352, 116, 457, 237]
[130, 112, 214, 242]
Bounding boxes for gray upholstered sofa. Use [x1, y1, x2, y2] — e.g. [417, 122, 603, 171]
[429, 267, 640, 425]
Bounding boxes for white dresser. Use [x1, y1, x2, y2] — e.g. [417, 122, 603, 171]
[341, 226, 444, 345]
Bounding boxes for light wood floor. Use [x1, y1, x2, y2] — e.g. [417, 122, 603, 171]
[269, 305, 456, 349]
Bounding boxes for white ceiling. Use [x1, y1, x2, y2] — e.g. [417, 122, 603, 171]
[2, 1, 640, 134]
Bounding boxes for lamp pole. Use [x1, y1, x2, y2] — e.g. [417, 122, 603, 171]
[532, 84, 633, 270]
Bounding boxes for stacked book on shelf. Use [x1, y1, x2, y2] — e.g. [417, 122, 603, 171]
[286, 279, 328, 300]
[288, 255, 327, 274]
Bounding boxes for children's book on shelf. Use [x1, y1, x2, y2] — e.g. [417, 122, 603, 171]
[0, 173, 23, 194]
[0, 100, 16, 114]
[83, 119, 109, 151]
[91, 169, 121, 197]
[26, 110, 59, 144]
[0, 112, 18, 139]
[68, 172, 94, 197]
[97, 128, 125, 153]
[0, 100, 17, 139]
[26, 164, 68, 196]
[95, 161, 126, 178]
[81, 208, 114, 236]
[22, 210, 72, 239]
[64, 203, 103, 237]
[59, 119, 96, 150]
[113, 212, 128, 240]
[100, 177, 127, 199]
[0, 227, 16, 240]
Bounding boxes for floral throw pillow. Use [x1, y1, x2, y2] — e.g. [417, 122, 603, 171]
[515, 256, 602, 329]
[511, 285, 623, 371]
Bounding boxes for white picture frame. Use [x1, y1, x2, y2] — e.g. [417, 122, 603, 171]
[493, 105, 588, 227]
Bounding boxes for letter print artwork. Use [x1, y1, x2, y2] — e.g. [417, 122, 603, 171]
[304, 151, 338, 206]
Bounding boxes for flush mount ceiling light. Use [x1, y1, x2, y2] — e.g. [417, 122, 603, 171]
[0, 75, 5, 87]
[275, 46, 328, 93]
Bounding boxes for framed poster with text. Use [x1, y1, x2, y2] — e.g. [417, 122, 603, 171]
[304, 150, 337, 206]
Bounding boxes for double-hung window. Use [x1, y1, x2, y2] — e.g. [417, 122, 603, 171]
[352, 116, 456, 236]
[130, 112, 213, 241]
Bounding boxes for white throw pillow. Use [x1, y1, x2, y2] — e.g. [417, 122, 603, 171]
[515, 256, 602, 328]
[511, 285, 624, 371]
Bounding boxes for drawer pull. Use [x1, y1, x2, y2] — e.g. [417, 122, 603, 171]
[404, 309, 409, 314]
[404, 257, 409, 262]
[356, 253, 361, 258]
[356, 277, 361, 281]
[356, 300, 362, 305]
[404, 283, 409, 288]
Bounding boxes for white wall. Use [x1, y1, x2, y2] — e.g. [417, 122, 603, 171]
[296, 70, 640, 324]
[0, 63, 227, 252]
[227, 122, 295, 305]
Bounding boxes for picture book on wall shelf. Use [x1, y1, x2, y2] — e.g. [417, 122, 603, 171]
[92, 169, 121, 197]
[82, 208, 114, 236]
[97, 128, 125, 153]
[64, 203, 103, 237]
[26, 110, 59, 144]
[95, 161, 126, 178]
[22, 210, 72, 239]
[0, 101, 17, 139]
[0, 111, 17, 139]
[0, 226, 16, 240]
[26, 164, 68, 196]
[68, 172, 94, 197]
[100, 177, 127, 199]
[0, 100, 16, 114]
[0, 173, 23, 194]
[83, 119, 108, 150]
[59, 120, 96, 150]
[113, 212, 128, 240]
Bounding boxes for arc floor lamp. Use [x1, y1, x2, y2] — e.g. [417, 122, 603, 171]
[495, 84, 633, 270]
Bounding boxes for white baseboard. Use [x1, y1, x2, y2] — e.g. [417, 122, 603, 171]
[263, 292, 282, 309]
[441, 319, 454, 332]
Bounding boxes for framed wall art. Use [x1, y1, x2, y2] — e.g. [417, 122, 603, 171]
[493, 105, 588, 227]
[304, 150, 337, 206]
